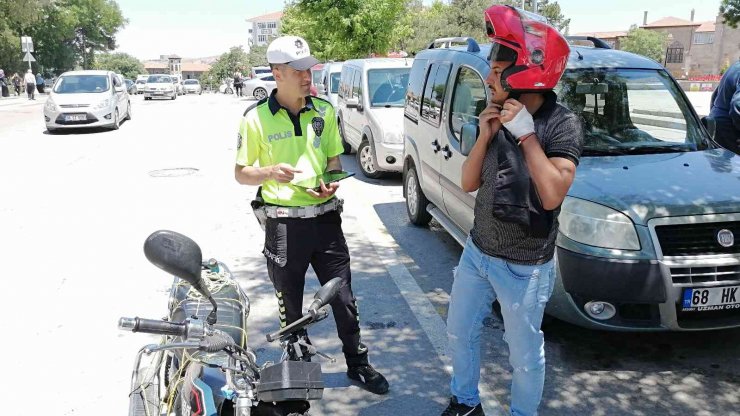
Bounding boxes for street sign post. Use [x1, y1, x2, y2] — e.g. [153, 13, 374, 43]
[21, 36, 35, 70]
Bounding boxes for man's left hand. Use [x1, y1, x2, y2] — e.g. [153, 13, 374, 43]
[500, 98, 535, 139]
[306, 180, 339, 199]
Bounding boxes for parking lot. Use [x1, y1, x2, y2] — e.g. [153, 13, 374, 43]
[0, 91, 738, 416]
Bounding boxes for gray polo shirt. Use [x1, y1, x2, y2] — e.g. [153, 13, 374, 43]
[470, 92, 584, 265]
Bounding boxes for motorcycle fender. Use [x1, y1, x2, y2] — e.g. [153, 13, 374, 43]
[182, 364, 224, 416]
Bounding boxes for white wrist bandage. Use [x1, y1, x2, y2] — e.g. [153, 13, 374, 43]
[503, 107, 535, 139]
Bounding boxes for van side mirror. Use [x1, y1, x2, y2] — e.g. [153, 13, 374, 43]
[460, 123, 479, 156]
[115, 86, 124, 93]
[346, 97, 360, 109]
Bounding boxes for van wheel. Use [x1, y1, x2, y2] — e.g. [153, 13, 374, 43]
[357, 140, 383, 179]
[405, 166, 432, 225]
[125, 102, 132, 120]
[111, 108, 120, 130]
[338, 117, 351, 154]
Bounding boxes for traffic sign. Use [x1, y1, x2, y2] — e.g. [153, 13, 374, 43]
[21, 36, 34, 53]
[23, 52, 36, 62]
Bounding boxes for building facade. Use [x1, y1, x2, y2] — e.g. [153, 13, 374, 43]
[143, 55, 211, 80]
[579, 10, 740, 78]
[246, 11, 283, 47]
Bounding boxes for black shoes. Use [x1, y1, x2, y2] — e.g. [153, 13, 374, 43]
[347, 364, 389, 395]
[440, 396, 485, 416]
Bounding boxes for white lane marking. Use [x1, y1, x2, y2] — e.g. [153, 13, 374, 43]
[351, 193, 507, 416]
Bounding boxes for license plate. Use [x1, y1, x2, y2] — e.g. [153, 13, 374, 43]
[64, 114, 86, 121]
[682, 286, 740, 312]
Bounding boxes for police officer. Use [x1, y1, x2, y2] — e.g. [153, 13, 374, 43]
[234, 36, 389, 395]
[708, 59, 740, 154]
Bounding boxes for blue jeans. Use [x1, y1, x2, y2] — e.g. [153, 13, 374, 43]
[447, 238, 555, 416]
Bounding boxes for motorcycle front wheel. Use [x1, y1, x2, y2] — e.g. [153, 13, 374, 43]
[128, 351, 163, 416]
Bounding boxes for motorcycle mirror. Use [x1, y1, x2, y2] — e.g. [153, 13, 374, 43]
[308, 277, 343, 314]
[144, 231, 217, 324]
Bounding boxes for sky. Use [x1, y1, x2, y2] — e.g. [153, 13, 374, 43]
[113, 0, 723, 60]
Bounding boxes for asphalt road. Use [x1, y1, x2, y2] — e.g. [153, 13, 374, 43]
[0, 91, 737, 416]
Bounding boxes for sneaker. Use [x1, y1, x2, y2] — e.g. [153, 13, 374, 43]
[440, 396, 485, 416]
[347, 364, 389, 395]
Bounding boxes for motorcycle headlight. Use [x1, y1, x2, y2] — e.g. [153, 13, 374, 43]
[559, 197, 640, 250]
[382, 130, 403, 144]
[44, 99, 58, 112]
[93, 99, 110, 110]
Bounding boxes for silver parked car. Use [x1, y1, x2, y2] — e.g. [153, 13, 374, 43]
[44, 70, 131, 132]
[183, 79, 202, 95]
[337, 58, 411, 177]
[243, 74, 276, 100]
[144, 74, 177, 100]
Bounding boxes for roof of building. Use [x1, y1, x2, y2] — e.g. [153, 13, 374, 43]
[696, 21, 716, 33]
[182, 63, 211, 72]
[143, 62, 168, 69]
[641, 17, 701, 28]
[246, 11, 283, 22]
[168, 54, 182, 59]
[574, 30, 628, 39]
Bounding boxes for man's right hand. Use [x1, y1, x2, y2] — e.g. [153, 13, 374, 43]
[269, 163, 302, 183]
[479, 102, 503, 143]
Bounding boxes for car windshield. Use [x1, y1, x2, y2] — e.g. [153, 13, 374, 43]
[254, 68, 271, 75]
[135, 80, 146, 84]
[53, 75, 110, 94]
[330, 72, 340, 94]
[556, 68, 711, 156]
[311, 69, 322, 85]
[368, 68, 410, 107]
[184, 80, 199, 85]
[148, 75, 172, 83]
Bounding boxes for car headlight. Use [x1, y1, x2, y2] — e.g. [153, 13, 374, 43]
[93, 99, 110, 110]
[558, 197, 640, 250]
[44, 99, 58, 112]
[382, 130, 404, 144]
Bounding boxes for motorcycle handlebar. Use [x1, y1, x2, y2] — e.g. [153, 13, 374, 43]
[119, 317, 188, 337]
[265, 306, 330, 343]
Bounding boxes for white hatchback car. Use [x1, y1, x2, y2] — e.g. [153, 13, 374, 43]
[183, 79, 202, 95]
[44, 70, 131, 132]
[144, 74, 177, 100]
[243, 74, 276, 100]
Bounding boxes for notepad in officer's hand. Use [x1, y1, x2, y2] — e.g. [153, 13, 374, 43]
[293, 170, 355, 191]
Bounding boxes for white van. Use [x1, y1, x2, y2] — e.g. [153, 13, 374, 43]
[318, 62, 343, 108]
[337, 58, 412, 178]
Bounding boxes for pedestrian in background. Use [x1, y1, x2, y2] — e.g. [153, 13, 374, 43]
[707, 59, 740, 154]
[36, 72, 45, 94]
[0, 69, 9, 98]
[234, 71, 243, 97]
[24, 69, 36, 100]
[12, 73, 21, 96]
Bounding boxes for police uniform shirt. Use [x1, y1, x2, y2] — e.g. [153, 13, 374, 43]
[236, 90, 344, 207]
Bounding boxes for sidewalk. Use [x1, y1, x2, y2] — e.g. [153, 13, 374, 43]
[0, 94, 45, 108]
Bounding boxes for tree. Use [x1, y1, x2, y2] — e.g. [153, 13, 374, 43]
[281, 0, 408, 60]
[208, 46, 249, 83]
[93, 52, 145, 79]
[247, 45, 268, 68]
[0, 0, 126, 75]
[398, 0, 571, 55]
[720, 0, 740, 28]
[620, 27, 669, 63]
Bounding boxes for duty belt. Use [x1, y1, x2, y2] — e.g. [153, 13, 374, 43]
[263, 198, 343, 219]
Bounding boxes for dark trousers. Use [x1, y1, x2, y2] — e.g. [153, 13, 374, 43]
[235, 85, 242, 96]
[26, 84, 35, 99]
[263, 210, 368, 367]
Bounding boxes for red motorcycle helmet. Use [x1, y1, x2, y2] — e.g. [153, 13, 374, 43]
[484, 5, 570, 93]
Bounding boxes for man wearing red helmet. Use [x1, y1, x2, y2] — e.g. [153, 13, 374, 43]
[442, 6, 583, 416]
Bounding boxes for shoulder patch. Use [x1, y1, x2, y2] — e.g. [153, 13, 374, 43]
[243, 98, 268, 116]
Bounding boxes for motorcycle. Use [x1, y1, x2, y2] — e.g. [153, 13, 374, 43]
[120, 230, 341, 416]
